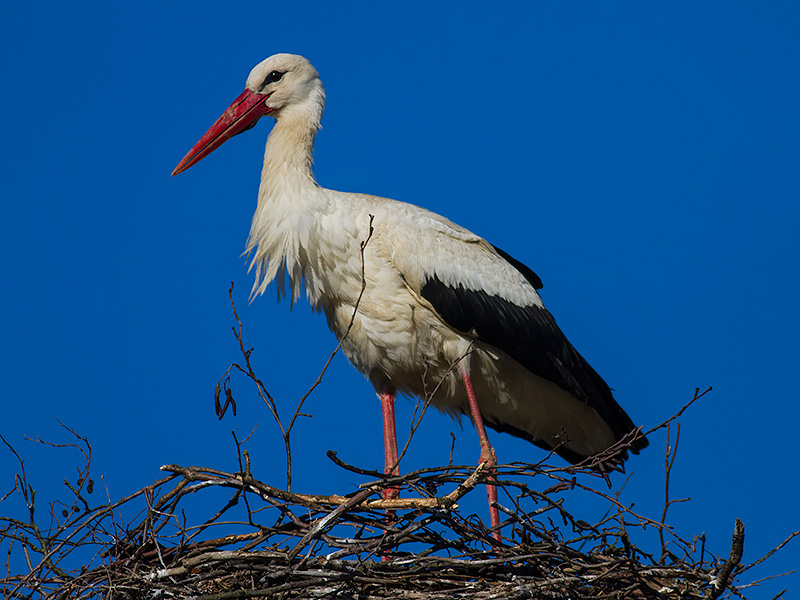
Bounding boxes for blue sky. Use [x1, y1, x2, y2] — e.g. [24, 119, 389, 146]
[2, 1, 798, 595]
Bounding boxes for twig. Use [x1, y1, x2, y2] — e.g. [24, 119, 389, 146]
[707, 519, 745, 599]
[659, 422, 690, 562]
[737, 529, 800, 574]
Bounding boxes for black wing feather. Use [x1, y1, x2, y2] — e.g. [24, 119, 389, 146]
[491, 245, 543, 290]
[420, 249, 647, 458]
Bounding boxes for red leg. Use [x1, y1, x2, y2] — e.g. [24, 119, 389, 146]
[380, 391, 399, 500]
[379, 390, 399, 562]
[459, 366, 501, 542]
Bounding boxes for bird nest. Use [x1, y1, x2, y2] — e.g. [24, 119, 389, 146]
[2, 288, 796, 599]
[1, 417, 795, 600]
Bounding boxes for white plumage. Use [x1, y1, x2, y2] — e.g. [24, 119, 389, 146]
[173, 53, 647, 533]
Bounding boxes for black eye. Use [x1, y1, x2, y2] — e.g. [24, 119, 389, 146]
[263, 70, 285, 87]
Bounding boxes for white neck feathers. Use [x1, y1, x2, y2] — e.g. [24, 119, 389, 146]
[245, 85, 326, 301]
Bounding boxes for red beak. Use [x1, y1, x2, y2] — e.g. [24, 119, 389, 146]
[172, 89, 274, 176]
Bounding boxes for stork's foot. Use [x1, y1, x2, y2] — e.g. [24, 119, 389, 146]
[479, 445, 501, 543]
[381, 477, 400, 562]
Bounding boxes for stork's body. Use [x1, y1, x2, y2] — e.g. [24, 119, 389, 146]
[173, 54, 648, 536]
[255, 185, 625, 461]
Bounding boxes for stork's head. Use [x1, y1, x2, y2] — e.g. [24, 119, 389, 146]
[172, 53, 324, 176]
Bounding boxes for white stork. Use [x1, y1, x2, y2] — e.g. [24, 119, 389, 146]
[172, 53, 648, 537]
